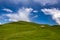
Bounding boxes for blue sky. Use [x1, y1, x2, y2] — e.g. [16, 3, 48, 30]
[0, 0, 60, 25]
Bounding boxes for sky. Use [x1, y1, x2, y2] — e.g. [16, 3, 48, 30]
[0, 0, 60, 25]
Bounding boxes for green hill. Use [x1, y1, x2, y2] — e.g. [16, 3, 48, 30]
[0, 21, 60, 40]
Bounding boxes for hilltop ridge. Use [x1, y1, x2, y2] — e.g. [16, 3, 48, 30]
[0, 21, 60, 40]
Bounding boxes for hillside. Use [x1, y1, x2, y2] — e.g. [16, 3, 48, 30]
[0, 21, 60, 40]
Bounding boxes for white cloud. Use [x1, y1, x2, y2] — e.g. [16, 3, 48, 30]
[33, 10, 38, 13]
[0, 7, 33, 24]
[0, 15, 8, 24]
[2, 8, 13, 13]
[41, 8, 60, 25]
[32, 15, 38, 18]
[6, 7, 33, 22]
[0, 23, 2, 25]
[6, 0, 30, 5]
[0, 0, 59, 6]
[33, 0, 58, 6]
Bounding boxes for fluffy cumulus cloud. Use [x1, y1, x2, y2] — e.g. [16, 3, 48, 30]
[41, 8, 60, 25]
[3, 7, 33, 22]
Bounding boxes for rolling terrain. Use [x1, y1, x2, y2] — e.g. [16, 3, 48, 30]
[0, 21, 60, 40]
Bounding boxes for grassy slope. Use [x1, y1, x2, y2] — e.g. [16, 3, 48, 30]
[0, 21, 60, 40]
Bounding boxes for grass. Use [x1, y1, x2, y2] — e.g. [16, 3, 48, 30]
[0, 21, 60, 40]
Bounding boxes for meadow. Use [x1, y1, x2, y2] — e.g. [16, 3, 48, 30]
[0, 21, 60, 40]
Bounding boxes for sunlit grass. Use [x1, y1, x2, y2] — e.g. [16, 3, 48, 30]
[0, 21, 60, 40]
